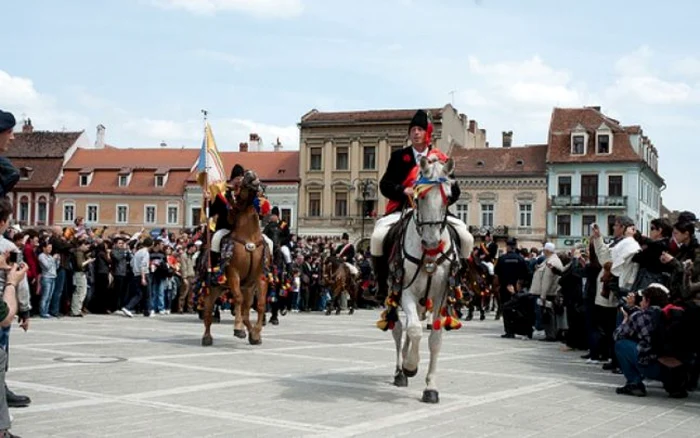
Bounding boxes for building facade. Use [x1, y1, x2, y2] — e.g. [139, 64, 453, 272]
[546, 106, 664, 249]
[183, 149, 300, 229]
[2, 120, 89, 228]
[297, 104, 487, 240]
[55, 148, 199, 233]
[451, 137, 548, 251]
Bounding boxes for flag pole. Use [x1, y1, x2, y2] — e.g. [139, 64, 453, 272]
[200, 109, 212, 282]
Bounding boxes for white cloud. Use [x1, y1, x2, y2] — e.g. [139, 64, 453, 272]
[671, 56, 700, 78]
[605, 47, 700, 105]
[0, 70, 88, 130]
[122, 117, 299, 150]
[466, 56, 583, 107]
[152, 0, 304, 18]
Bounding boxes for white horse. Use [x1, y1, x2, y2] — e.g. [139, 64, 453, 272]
[390, 156, 470, 403]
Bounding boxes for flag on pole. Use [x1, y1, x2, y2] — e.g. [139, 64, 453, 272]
[196, 122, 227, 198]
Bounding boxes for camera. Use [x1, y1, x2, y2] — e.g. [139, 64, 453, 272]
[7, 252, 18, 264]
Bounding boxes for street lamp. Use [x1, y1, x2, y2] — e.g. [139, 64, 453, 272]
[351, 178, 376, 243]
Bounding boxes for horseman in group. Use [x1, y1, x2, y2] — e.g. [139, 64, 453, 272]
[208, 163, 245, 284]
[369, 109, 473, 403]
[335, 232, 359, 277]
[370, 109, 472, 303]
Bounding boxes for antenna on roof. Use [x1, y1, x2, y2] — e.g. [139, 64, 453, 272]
[448, 90, 456, 106]
[201, 109, 208, 121]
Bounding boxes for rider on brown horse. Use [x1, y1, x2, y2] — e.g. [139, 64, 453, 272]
[209, 164, 245, 284]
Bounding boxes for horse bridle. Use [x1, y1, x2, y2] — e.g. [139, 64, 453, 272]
[412, 176, 450, 236]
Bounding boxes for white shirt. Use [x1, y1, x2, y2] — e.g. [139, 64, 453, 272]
[412, 147, 428, 163]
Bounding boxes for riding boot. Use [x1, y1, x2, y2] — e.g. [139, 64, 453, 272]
[371, 255, 389, 303]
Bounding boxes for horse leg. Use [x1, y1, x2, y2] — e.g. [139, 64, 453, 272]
[348, 284, 356, 315]
[201, 289, 218, 346]
[335, 290, 342, 315]
[324, 289, 333, 316]
[392, 318, 407, 387]
[401, 292, 421, 378]
[228, 272, 246, 339]
[422, 318, 443, 404]
[248, 276, 267, 345]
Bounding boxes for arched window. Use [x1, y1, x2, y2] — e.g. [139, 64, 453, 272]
[37, 196, 48, 225]
[19, 196, 29, 225]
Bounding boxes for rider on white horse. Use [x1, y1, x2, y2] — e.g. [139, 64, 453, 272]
[370, 109, 472, 303]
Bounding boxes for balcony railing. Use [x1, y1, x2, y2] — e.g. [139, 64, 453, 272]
[468, 225, 508, 238]
[551, 195, 627, 208]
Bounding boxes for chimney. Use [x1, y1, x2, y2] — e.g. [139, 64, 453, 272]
[22, 118, 33, 134]
[273, 137, 282, 152]
[468, 120, 477, 133]
[249, 133, 261, 151]
[160, 141, 167, 148]
[502, 131, 513, 148]
[95, 124, 105, 149]
[239, 142, 248, 152]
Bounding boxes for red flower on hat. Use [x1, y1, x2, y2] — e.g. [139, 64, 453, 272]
[403, 154, 412, 163]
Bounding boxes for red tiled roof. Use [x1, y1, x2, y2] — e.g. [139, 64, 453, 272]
[624, 125, 642, 134]
[4, 131, 82, 158]
[300, 108, 444, 125]
[186, 151, 300, 184]
[64, 148, 199, 170]
[547, 107, 642, 164]
[7, 158, 63, 189]
[452, 145, 548, 177]
[56, 169, 192, 196]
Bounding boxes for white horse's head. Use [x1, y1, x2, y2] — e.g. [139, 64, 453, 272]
[413, 156, 454, 253]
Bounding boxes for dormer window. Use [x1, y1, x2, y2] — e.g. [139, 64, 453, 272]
[570, 124, 587, 155]
[154, 168, 169, 187]
[78, 169, 94, 187]
[596, 123, 613, 154]
[118, 168, 132, 187]
[19, 167, 33, 180]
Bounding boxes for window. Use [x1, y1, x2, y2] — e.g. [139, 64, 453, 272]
[19, 168, 31, 180]
[363, 146, 376, 170]
[480, 203, 494, 228]
[117, 205, 128, 224]
[167, 205, 179, 225]
[119, 175, 128, 187]
[37, 196, 47, 224]
[608, 175, 623, 197]
[558, 176, 572, 196]
[155, 175, 164, 187]
[607, 215, 617, 236]
[18, 196, 29, 224]
[63, 202, 75, 223]
[310, 148, 322, 171]
[571, 135, 585, 155]
[518, 203, 532, 227]
[308, 192, 321, 217]
[79, 174, 89, 186]
[456, 204, 468, 224]
[281, 208, 292, 228]
[335, 147, 349, 170]
[190, 208, 201, 227]
[582, 215, 596, 236]
[86, 204, 99, 223]
[145, 205, 156, 224]
[597, 134, 610, 154]
[557, 214, 571, 236]
[334, 192, 348, 217]
[363, 200, 375, 217]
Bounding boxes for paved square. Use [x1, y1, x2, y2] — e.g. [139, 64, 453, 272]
[7, 310, 700, 437]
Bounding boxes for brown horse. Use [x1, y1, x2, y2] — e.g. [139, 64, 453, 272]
[201, 170, 270, 346]
[321, 256, 359, 315]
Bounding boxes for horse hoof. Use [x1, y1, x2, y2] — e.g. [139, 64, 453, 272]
[270, 318, 279, 326]
[393, 371, 408, 387]
[421, 389, 439, 404]
[248, 334, 262, 345]
[335, 309, 341, 315]
[480, 313, 485, 321]
[348, 308, 355, 315]
[402, 366, 418, 378]
[201, 336, 213, 347]
[233, 329, 246, 339]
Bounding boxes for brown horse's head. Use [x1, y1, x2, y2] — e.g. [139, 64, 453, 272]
[236, 169, 261, 207]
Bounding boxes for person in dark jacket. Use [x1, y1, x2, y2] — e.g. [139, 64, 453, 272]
[89, 242, 111, 314]
[110, 237, 131, 310]
[0, 110, 19, 198]
[631, 218, 673, 291]
[209, 164, 245, 268]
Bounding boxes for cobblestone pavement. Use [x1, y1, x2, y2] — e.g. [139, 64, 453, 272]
[6, 309, 700, 437]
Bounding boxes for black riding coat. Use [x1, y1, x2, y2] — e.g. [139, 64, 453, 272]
[379, 145, 460, 214]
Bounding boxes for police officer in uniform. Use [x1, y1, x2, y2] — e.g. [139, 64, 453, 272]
[493, 237, 529, 338]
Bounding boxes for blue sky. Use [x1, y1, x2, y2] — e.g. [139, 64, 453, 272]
[1, 0, 699, 212]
